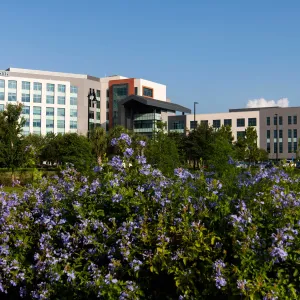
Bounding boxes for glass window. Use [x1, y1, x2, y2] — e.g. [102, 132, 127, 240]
[237, 131, 245, 139]
[279, 130, 283, 139]
[70, 120, 77, 129]
[96, 112, 100, 120]
[46, 95, 54, 104]
[97, 100, 100, 109]
[58, 96, 65, 105]
[106, 89, 110, 97]
[279, 116, 283, 125]
[22, 94, 30, 103]
[33, 82, 42, 91]
[8, 92, 16, 101]
[293, 115, 297, 125]
[0, 104, 4, 112]
[274, 142, 278, 153]
[57, 108, 65, 117]
[288, 116, 292, 125]
[0, 92, 4, 101]
[89, 111, 94, 119]
[96, 90, 100, 98]
[237, 118, 245, 127]
[279, 142, 283, 153]
[22, 81, 30, 90]
[266, 117, 270, 126]
[8, 80, 17, 89]
[33, 106, 41, 115]
[106, 100, 109, 109]
[201, 120, 208, 126]
[294, 142, 297, 153]
[224, 119, 232, 126]
[190, 121, 198, 129]
[143, 87, 153, 97]
[248, 118, 257, 126]
[57, 120, 65, 128]
[0, 80, 4, 88]
[70, 86, 78, 94]
[33, 94, 41, 103]
[274, 130, 277, 139]
[294, 129, 297, 138]
[22, 106, 30, 115]
[106, 112, 109, 120]
[24, 118, 30, 127]
[288, 129, 292, 138]
[267, 130, 270, 139]
[46, 107, 54, 116]
[135, 87, 138, 95]
[70, 109, 77, 118]
[213, 120, 221, 128]
[70, 97, 77, 106]
[58, 84, 66, 93]
[47, 83, 55, 92]
[46, 119, 54, 128]
[267, 142, 270, 153]
[33, 119, 41, 127]
[274, 116, 278, 125]
[288, 142, 292, 153]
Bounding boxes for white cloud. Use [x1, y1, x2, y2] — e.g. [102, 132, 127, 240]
[246, 98, 289, 108]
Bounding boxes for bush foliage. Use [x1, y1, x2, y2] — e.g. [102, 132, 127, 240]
[0, 133, 300, 299]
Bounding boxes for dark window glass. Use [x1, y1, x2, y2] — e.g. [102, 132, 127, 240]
[279, 116, 283, 125]
[274, 130, 277, 139]
[173, 121, 184, 129]
[288, 116, 292, 125]
[200, 120, 208, 126]
[106, 112, 109, 120]
[97, 101, 100, 109]
[213, 120, 221, 128]
[248, 118, 257, 126]
[237, 118, 245, 127]
[274, 116, 278, 125]
[294, 115, 297, 124]
[135, 87, 138, 95]
[224, 119, 232, 126]
[106, 100, 109, 109]
[288, 142, 292, 153]
[274, 142, 278, 153]
[267, 142, 271, 153]
[294, 129, 297, 138]
[279, 142, 283, 153]
[288, 129, 292, 138]
[89, 112, 94, 119]
[237, 131, 245, 139]
[267, 117, 270, 126]
[143, 87, 153, 97]
[294, 142, 298, 153]
[106, 89, 109, 97]
[96, 90, 100, 98]
[190, 121, 198, 129]
[267, 130, 270, 139]
[279, 130, 283, 138]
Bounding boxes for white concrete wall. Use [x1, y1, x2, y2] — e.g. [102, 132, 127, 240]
[134, 79, 167, 101]
[186, 111, 261, 146]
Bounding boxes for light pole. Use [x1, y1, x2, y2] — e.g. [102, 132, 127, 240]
[275, 113, 278, 163]
[88, 88, 97, 138]
[194, 101, 198, 129]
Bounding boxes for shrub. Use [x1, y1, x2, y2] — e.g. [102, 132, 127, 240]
[0, 134, 299, 299]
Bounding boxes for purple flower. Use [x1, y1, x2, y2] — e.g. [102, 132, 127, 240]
[237, 279, 247, 290]
[136, 155, 147, 164]
[109, 156, 124, 171]
[124, 148, 134, 158]
[119, 133, 132, 145]
[93, 166, 103, 172]
[270, 247, 288, 261]
[139, 140, 146, 147]
[215, 276, 227, 289]
[111, 138, 118, 146]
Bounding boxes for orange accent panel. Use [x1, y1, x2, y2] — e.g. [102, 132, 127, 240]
[142, 85, 154, 98]
[108, 78, 135, 129]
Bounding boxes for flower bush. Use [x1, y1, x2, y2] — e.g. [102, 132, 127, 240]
[0, 133, 300, 299]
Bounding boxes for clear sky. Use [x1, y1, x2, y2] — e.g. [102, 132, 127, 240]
[1, 0, 300, 113]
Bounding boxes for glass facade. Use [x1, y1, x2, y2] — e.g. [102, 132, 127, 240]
[33, 94, 41, 103]
[70, 120, 77, 129]
[33, 119, 41, 127]
[0, 80, 4, 88]
[274, 116, 278, 125]
[0, 104, 4, 111]
[46, 95, 54, 104]
[33, 82, 42, 91]
[70, 109, 77, 117]
[58, 96, 65, 105]
[46, 107, 54, 116]
[267, 117, 270, 126]
[70, 97, 77, 106]
[70, 86, 78, 94]
[33, 106, 41, 115]
[22, 94, 30, 103]
[224, 119, 232, 126]
[279, 116, 283, 125]
[58, 84, 66, 93]
[294, 115, 297, 125]
[46, 119, 54, 128]
[288, 116, 292, 125]
[0, 92, 4, 101]
[57, 120, 65, 128]
[22, 81, 30, 90]
[8, 80, 17, 89]
[112, 84, 128, 127]
[47, 84, 55, 92]
[8, 93, 16, 101]
[22, 106, 30, 115]
[57, 108, 65, 117]
[267, 130, 270, 139]
[213, 120, 221, 128]
[143, 87, 153, 97]
[248, 118, 257, 126]
[237, 118, 245, 127]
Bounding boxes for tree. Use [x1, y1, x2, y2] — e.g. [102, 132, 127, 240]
[23, 134, 45, 167]
[0, 103, 25, 176]
[90, 127, 107, 165]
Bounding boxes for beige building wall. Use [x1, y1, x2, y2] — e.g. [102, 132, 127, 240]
[134, 79, 167, 101]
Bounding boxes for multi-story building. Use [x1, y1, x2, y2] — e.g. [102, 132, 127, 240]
[168, 107, 300, 160]
[0, 68, 190, 137]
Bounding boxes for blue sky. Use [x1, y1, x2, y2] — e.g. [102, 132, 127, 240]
[1, 0, 300, 113]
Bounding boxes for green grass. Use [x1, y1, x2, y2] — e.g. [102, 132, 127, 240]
[2, 186, 24, 194]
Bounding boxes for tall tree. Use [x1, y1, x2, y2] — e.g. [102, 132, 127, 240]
[0, 103, 25, 176]
[90, 127, 107, 165]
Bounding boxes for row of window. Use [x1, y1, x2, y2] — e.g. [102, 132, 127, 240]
[22, 119, 78, 129]
[267, 142, 297, 154]
[266, 129, 297, 139]
[267, 115, 297, 125]
[21, 106, 78, 117]
[0, 80, 78, 93]
[1, 92, 78, 105]
[190, 118, 257, 129]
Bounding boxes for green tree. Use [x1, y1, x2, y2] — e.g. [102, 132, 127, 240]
[90, 127, 107, 165]
[145, 121, 180, 175]
[23, 133, 45, 166]
[0, 103, 25, 177]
